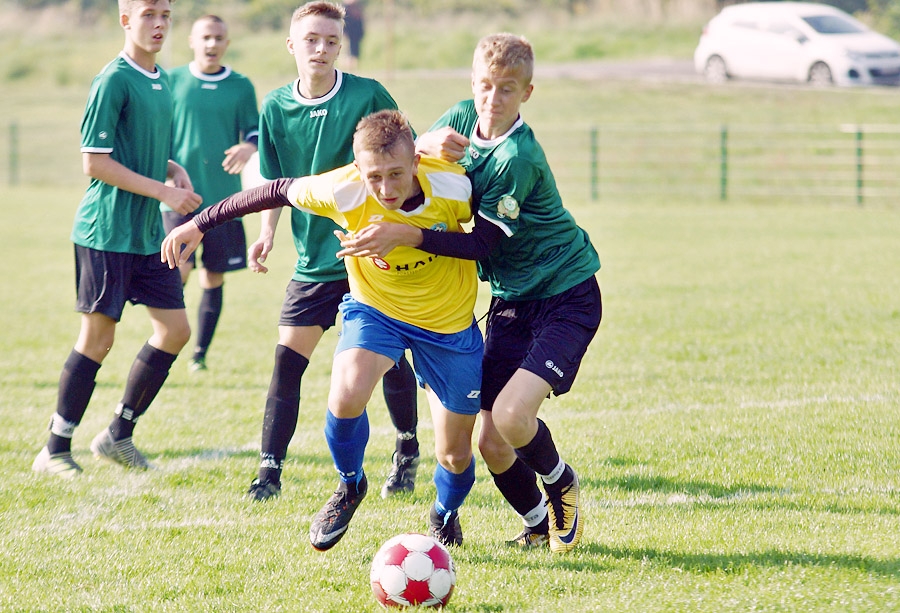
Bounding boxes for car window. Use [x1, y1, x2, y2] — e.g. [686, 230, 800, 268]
[802, 15, 867, 34]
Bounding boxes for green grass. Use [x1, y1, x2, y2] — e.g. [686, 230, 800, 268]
[2, 186, 899, 611]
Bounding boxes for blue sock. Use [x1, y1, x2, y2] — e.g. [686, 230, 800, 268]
[434, 456, 475, 515]
[324, 410, 369, 485]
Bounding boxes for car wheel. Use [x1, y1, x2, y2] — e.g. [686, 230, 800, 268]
[808, 62, 833, 86]
[704, 55, 729, 84]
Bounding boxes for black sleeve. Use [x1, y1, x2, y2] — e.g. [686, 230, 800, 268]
[194, 178, 293, 233]
[418, 213, 505, 260]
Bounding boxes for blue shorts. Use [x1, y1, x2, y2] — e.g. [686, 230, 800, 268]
[74, 244, 185, 322]
[481, 276, 601, 411]
[278, 279, 350, 329]
[163, 211, 247, 273]
[336, 296, 483, 415]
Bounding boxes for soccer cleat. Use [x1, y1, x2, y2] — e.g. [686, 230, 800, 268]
[188, 357, 207, 373]
[380, 451, 420, 498]
[506, 529, 550, 549]
[90, 428, 152, 470]
[246, 478, 281, 502]
[546, 467, 583, 554]
[309, 475, 368, 552]
[429, 504, 463, 547]
[32, 447, 83, 478]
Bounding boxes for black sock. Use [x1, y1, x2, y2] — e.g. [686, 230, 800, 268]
[47, 350, 101, 454]
[490, 458, 548, 533]
[193, 286, 223, 361]
[382, 354, 418, 456]
[514, 419, 569, 484]
[109, 343, 177, 440]
[258, 344, 309, 484]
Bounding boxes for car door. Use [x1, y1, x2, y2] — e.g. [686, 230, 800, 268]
[757, 20, 809, 81]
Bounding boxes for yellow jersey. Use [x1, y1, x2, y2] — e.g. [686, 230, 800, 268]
[286, 156, 477, 334]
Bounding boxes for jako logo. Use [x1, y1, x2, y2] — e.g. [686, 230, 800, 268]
[545, 360, 564, 378]
[310, 109, 328, 118]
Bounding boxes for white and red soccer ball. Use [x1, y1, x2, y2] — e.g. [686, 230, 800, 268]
[370, 533, 456, 608]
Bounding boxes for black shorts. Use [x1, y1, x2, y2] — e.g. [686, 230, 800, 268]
[162, 211, 247, 273]
[278, 278, 351, 329]
[74, 244, 185, 322]
[481, 275, 601, 411]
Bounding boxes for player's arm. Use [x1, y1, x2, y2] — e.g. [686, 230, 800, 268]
[336, 213, 504, 260]
[83, 152, 201, 215]
[222, 134, 259, 175]
[162, 178, 294, 269]
[415, 128, 469, 162]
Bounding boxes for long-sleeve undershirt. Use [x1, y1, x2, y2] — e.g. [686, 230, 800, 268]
[418, 212, 505, 261]
[193, 178, 293, 233]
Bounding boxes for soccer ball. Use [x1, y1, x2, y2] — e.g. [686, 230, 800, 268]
[370, 533, 456, 608]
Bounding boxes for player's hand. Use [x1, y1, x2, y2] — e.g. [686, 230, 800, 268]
[335, 223, 422, 259]
[222, 142, 257, 175]
[415, 128, 469, 162]
[248, 235, 274, 274]
[161, 220, 204, 269]
[162, 185, 202, 215]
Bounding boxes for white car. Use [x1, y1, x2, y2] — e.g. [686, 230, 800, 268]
[693, 2, 900, 86]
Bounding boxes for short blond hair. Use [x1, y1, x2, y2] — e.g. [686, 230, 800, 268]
[473, 33, 534, 84]
[353, 110, 415, 159]
[119, 0, 172, 16]
[291, 1, 345, 26]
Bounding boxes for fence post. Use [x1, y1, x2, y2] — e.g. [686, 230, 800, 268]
[9, 121, 19, 186]
[856, 127, 863, 206]
[590, 125, 598, 202]
[720, 124, 728, 202]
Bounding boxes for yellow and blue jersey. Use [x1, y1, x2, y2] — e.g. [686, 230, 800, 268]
[286, 156, 476, 334]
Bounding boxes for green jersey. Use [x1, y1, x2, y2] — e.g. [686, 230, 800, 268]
[74, 53, 174, 255]
[257, 70, 400, 283]
[428, 100, 600, 301]
[164, 63, 259, 212]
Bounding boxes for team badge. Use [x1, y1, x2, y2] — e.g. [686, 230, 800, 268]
[431, 222, 448, 232]
[496, 195, 519, 220]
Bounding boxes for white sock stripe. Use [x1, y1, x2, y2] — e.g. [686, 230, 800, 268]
[541, 459, 566, 485]
[49, 413, 77, 438]
[522, 495, 549, 527]
[115, 403, 136, 422]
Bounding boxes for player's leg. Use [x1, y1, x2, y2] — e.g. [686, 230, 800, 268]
[478, 299, 550, 547]
[90, 253, 190, 470]
[35, 246, 121, 477]
[189, 220, 246, 372]
[310, 346, 394, 551]
[492, 277, 602, 554]
[427, 390, 477, 548]
[247, 280, 344, 501]
[380, 354, 420, 498]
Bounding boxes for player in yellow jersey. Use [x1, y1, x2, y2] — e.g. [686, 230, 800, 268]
[162, 110, 481, 550]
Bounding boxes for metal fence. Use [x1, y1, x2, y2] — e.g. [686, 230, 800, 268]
[5, 119, 900, 207]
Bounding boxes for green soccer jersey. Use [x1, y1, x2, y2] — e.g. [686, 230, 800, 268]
[257, 70, 400, 283]
[74, 53, 174, 255]
[164, 63, 259, 212]
[428, 100, 600, 301]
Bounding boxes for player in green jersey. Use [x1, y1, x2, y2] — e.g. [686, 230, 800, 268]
[32, 0, 202, 478]
[337, 33, 602, 554]
[164, 15, 259, 373]
[242, 1, 421, 503]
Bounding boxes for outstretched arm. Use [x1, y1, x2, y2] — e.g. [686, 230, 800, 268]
[336, 212, 505, 260]
[161, 178, 294, 269]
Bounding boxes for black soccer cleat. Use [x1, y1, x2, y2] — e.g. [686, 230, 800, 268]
[246, 478, 281, 502]
[428, 504, 463, 547]
[309, 475, 368, 551]
[381, 451, 420, 498]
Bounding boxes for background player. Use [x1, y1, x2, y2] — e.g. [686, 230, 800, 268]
[164, 14, 259, 373]
[337, 33, 602, 554]
[32, 0, 201, 476]
[162, 110, 481, 549]
[243, 1, 420, 503]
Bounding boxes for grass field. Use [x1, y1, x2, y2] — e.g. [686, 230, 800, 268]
[2, 12, 900, 609]
[1, 180, 899, 611]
